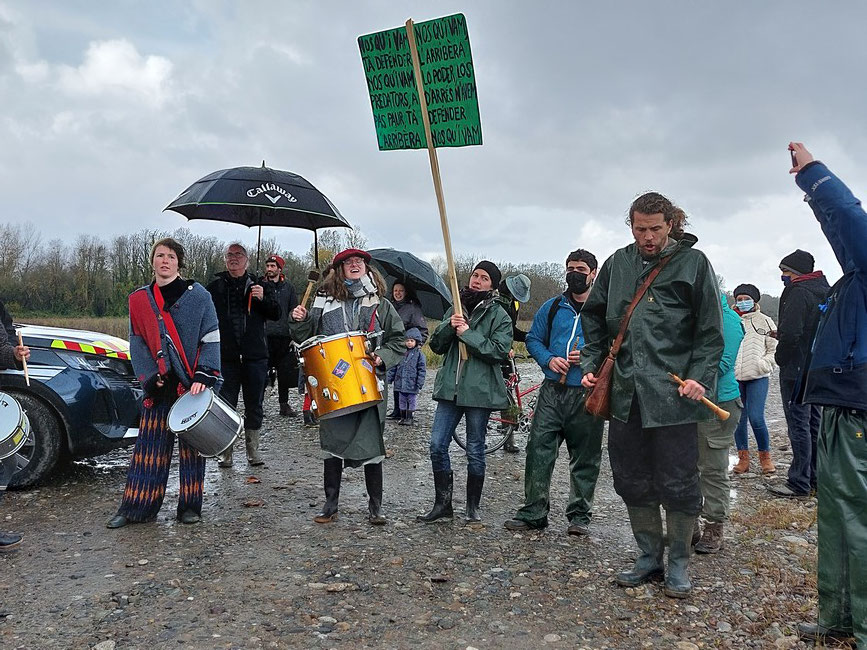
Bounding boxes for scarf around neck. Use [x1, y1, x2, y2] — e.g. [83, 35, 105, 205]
[314, 273, 381, 336]
[460, 287, 492, 315]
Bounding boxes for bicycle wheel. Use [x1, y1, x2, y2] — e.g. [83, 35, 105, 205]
[451, 390, 518, 454]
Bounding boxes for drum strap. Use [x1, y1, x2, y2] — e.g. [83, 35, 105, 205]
[153, 284, 196, 381]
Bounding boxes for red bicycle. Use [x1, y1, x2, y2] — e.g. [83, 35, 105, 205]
[452, 357, 541, 454]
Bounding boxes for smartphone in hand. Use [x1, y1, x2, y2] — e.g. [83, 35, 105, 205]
[790, 148, 798, 168]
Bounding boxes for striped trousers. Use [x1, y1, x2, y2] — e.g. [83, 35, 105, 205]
[116, 401, 205, 521]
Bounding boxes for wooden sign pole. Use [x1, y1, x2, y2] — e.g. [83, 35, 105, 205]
[405, 18, 468, 360]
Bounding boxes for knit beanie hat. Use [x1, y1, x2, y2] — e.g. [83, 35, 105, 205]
[472, 260, 502, 289]
[732, 283, 760, 303]
[779, 249, 814, 275]
[265, 255, 285, 269]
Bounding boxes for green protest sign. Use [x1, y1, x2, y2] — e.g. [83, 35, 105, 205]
[358, 13, 482, 151]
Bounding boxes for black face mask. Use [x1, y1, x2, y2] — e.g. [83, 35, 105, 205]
[566, 271, 590, 295]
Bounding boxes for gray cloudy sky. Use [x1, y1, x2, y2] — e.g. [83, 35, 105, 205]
[2, 1, 867, 295]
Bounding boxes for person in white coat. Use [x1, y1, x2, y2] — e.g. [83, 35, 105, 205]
[731, 284, 778, 474]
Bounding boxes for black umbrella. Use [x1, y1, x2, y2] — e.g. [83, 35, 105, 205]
[367, 248, 453, 320]
[164, 163, 351, 266]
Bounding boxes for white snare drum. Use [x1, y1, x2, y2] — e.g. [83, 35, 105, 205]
[0, 392, 30, 461]
[168, 389, 242, 458]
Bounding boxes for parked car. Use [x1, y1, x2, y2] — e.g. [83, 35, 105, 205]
[0, 324, 141, 487]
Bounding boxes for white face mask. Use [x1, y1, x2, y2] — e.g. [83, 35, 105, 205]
[736, 299, 755, 312]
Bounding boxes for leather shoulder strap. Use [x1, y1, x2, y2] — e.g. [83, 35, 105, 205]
[609, 253, 676, 357]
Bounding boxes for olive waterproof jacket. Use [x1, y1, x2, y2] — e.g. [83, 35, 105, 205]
[579, 234, 724, 427]
[430, 296, 512, 410]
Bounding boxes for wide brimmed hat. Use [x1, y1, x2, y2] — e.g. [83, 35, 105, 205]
[505, 274, 532, 303]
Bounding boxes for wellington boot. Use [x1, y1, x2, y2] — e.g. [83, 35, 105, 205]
[399, 411, 415, 426]
[217, 445, 233, 468]
[664, 510, 694, 598]
[245, 428, 264, 466]
[616, 505, 665, 587]
[417, 470, 454, 522]
[732, 450, 750, 474]
[465, 473, 485, 522]
[758, 450, 776, 474]
[364, 463, 386, 525]
[695, 521, 724, 554]
[314, 458, 342, 523]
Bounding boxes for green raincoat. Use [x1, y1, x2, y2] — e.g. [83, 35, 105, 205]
[430, 296, 512, 410]
[288, 298, 405, 462]
[580, 234, 724, 427]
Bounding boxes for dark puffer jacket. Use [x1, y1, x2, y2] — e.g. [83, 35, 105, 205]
[386, 327, 427, 394]
[775, 272, 830, 381]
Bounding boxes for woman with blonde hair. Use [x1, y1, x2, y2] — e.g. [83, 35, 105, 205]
[290, 249, 405, 525]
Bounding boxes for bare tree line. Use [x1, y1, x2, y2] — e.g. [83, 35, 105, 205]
[5, 222, 775, 323]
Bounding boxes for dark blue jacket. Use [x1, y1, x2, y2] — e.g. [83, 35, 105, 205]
[386, 327, 427, 394]
[796, 161, 867, 410]
[526, 293, 585, 387]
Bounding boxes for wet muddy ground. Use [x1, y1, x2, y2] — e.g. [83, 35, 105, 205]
[1, 366, 822, 649]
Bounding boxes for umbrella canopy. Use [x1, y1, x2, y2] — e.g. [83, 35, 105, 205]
[367, 248, 453, 320]
[164, 163, 351, 231]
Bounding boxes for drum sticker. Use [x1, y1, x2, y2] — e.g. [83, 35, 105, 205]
[332, 359, 351, 379]
[360, 359, 374, 373]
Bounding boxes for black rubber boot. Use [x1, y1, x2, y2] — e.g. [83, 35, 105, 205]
[465, 472, 485, 522]
[503, 430, 520, 453]
[616, 505, 665, 587]
[0, 531, 23, 550]
[664, 510, 695, 598]
[314, 458, 342, 523]
[399, 411, 414, 426]
[416, 470, 454, 522]
[387, 390, 401, 419]
[364, 463, 386, 525]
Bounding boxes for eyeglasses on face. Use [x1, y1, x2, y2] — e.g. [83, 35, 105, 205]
[226, 251, 247, 259]
[342, 257, 365, 267]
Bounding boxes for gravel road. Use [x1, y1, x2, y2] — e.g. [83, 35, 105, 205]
[0, 365, 827, 649]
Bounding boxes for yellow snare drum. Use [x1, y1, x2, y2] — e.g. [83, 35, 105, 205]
[298, 331, 383, 420]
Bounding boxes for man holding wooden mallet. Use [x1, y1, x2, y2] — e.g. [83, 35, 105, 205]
[580, 192, 723, 599]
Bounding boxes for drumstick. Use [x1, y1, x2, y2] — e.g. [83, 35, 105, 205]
[300, 269, 321, 307]
[17, 330, 30, 387]
[668, 373, 729, 420]
[559, 335, 580, 385]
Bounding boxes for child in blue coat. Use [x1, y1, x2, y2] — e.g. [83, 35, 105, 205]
[386, 327, 427, 425]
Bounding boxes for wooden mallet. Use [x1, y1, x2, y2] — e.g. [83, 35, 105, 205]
[668, 373, 729, 420]
[17, 330, 30, 387]
[300, 268, 321, 308]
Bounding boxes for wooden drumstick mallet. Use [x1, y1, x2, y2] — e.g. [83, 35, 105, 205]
[559, 335, 580, 385]
[17, 330, 30, 387]
[668, 373, 729, 420]
[300, 269, 321, 308]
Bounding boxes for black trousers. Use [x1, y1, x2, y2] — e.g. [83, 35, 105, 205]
[220, 358, 269, 430]
[267, 336, 299, 403]
[608, 397, 702, 515]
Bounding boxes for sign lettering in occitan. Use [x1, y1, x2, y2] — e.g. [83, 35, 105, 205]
[358, 13, 482, 151]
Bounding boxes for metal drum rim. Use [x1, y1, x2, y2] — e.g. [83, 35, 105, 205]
[168, 388, 217, 434]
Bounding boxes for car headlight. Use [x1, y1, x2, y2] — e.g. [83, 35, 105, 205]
[62, 353, 133, 376]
